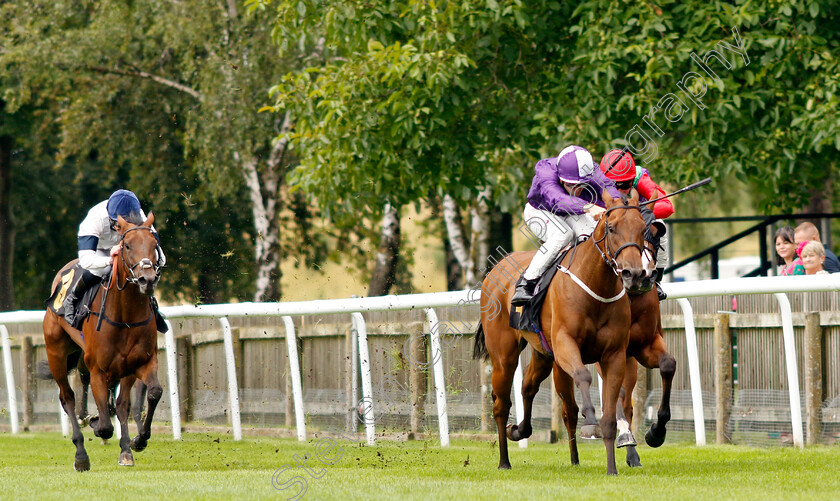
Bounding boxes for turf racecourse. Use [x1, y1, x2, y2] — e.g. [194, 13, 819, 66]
[1, 433, 839, 500]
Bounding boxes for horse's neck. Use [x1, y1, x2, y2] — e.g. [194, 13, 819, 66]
[107, 269, 150, 318]
[567, 234, 621, 295]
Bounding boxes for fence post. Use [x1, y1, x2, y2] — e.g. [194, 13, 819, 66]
[0, 325, 19, 434]
[21, 336, 34, 430]
[714, 313, 732, 444]
[163, 321, 181, 440]
[804, 312, 823, 445]
[218, 317, 242, 441]
[481, 361, 492, 434]
[631, 363, 647, 440]
[176, 335, 193, 423]
[409, 329, 426, 438]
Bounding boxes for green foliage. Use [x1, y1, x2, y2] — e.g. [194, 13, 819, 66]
[262, 0, 840, 217]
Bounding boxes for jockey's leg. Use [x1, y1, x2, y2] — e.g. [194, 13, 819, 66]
[63, 269, 102, 328]
[512, 204, 575, 305]
[655, 227, 669, 301]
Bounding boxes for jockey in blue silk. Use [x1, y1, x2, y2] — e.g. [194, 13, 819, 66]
[62, 189, 165, 327]
[511, 145, 622, 305]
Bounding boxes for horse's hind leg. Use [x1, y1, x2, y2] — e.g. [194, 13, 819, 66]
[131, 358, 163, 452]
[552, 366, 580, 466]
[116, 376, 137, 466]
[76, 358, 92, 427]
[44, 325, 89, 471]
[639, 336, 676, 448]
[507, 351, 554, 442]
[132, 381, 148, 433]
[620, 357, 642, 467]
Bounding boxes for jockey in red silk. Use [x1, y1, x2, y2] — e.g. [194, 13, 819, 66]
[600, 149, 672, 300]
[511, 145, 622, 305]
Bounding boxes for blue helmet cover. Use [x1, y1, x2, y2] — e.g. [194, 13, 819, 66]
[107, 189, 143, 224]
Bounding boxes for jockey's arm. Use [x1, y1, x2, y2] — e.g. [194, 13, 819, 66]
[636, 174, 674, 219]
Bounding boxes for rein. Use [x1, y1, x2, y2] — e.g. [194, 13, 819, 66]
[114, 227, 163, 291]
[591, 204, 644, 276]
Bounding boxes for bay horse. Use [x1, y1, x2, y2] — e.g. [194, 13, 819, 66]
[42, 214, 164, 471]
[474, 191, 650, 475]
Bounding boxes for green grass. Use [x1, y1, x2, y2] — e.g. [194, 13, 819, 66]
[1, 432, 839, 500]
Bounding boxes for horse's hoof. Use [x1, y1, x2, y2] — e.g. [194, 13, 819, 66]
[626, 447, 642, 468]
[616, 431, 637, 448]
[580, 424, 603, 439]
[498, 462, 511, 470]
[77, 415, 91, 428]
[645, 426, 666, 448]
[74, 457, 90, 472]
[506, 424, 531, 441]
[130, 436, 148, 452]
[119, 451, 135, 467]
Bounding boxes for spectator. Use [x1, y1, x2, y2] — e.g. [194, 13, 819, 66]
[799, 241, 829, 275]
[775, 226, 804, 276]
[794, 222, 840, 273]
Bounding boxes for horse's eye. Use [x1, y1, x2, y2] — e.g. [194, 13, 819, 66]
[124, 244, 131, 251]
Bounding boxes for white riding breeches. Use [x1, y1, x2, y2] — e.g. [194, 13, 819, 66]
[521, 203, 597, 280]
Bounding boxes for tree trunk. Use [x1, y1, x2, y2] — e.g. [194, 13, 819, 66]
[368, 203, 401, 296]
[0, 133, 14, 310]
[238, 112, 292, 302]
[468, 186, 492, 285]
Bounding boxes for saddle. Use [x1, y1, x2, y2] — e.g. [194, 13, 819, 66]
[46, 265, 168, 333]
[508, 242, 580, 347]
[46, 266, 100, 323]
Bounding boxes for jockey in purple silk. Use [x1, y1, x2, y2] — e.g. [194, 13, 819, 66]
[511, 145, 622, 305]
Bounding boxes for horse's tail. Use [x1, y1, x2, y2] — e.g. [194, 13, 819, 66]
[472, 322, 489, 361]
[35, 360, 54, 380]
[35, 350, 82, 380]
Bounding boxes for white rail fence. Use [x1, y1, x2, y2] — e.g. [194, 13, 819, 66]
[2, 275, 840, 449]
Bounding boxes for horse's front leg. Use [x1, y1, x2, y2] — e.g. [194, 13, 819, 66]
[553, 334, 600, 439]
[131, 358, 162, 452]
[116, 376, 136, 466]
[132, 380, 148, 432]
[507, 351, 554, 442]
[598, 348, 626, 476]
[88, 367, 115, 441]
[639, 337, 676, 448]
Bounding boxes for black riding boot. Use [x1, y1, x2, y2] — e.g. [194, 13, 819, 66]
[511, 276, 539, 306]
[655, 267, 667, 301]
[63, 270, 102, 329]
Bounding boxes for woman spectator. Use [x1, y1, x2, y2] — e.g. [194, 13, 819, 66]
[775, 226, 804, 276]
[799, 241, 829, 275]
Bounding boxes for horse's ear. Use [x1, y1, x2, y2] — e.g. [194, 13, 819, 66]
[143, 212, 155, 227]
[629, 188, 640, 206]
[601, 188, 616, 209]
[116, 215, 130, 233]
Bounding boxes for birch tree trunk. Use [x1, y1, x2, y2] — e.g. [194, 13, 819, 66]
[0, 133, 14, 310]
[442, 188, 492, 290]
[238, 112, 292, 302]
[368, 203, 401, 296]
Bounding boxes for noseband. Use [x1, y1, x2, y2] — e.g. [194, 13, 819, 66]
[116, 227, 164, 291]
[592, 204, 644, 276]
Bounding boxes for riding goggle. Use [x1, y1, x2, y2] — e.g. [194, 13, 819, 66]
[614, 180, 633, 191]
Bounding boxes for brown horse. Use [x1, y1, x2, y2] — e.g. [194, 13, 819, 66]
[473, 191, 650, 475]
[43, 214, 164, 471]
[611, 285, 676, 467]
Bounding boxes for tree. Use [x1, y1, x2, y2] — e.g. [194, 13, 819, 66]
[0, 0, 330, 305]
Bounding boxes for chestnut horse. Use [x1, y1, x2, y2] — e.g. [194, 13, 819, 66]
[473, 192, 651, 475]
[611, 285, 676, 467]
[43, 214, 164, 471]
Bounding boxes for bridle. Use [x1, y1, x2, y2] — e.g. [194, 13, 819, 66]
[114, 226, 164, 291]
[592, 203, 645, 276]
